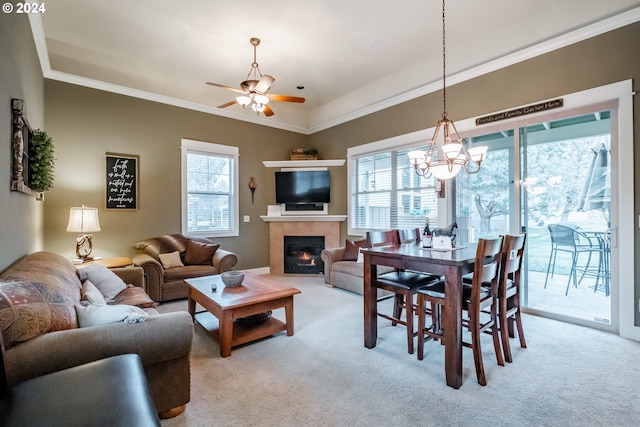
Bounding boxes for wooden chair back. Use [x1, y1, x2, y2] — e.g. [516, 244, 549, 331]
[498, 233, 527, 362]
[471, 237, 504, 301]
[398, 228, 421, 244]
[366, 230, 399, 248]
[500, 234, 526, 284]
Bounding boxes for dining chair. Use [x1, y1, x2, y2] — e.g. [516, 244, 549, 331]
[498, 233, 527, 363]
[366, 229, 440, 354]
[544, 223, 603, 295]
[416, 237, 504, 386]
[397, 227, 422, 244]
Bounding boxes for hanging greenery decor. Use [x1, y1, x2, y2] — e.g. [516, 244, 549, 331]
[29, 129, 56, 193]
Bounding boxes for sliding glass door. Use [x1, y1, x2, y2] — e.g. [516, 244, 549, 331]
[456, 111, 613, 327]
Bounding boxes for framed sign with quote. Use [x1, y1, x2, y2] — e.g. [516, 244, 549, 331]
[106, 153, 138, 210]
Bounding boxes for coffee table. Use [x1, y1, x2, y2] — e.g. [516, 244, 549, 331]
[185, 272, 301, 357]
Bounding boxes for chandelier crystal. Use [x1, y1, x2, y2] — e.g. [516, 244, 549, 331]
[408, 0, 488, 180]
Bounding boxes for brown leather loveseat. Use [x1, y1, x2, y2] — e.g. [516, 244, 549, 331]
[132, 234, 238, 302]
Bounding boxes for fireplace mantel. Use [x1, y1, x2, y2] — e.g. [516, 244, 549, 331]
[261, 215, 347, 222]
[262, 160, 345, 168]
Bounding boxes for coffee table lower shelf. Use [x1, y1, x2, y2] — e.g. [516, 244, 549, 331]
[194, 311, 287, 348]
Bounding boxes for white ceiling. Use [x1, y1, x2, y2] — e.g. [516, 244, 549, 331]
[31, 0, 640, 134]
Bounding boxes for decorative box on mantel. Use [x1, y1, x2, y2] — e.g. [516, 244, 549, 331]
[261, 215, 347, 275]
[290, 148, 318, 160]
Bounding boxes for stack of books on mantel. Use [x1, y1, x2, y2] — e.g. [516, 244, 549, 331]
[290, 148, 318, 160]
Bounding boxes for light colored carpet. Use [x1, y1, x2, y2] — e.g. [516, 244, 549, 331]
[159, 273, 640, 427]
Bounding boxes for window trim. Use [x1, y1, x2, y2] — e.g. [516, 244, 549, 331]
[347, 130, 442, 236]
[180, 138, 239, 237]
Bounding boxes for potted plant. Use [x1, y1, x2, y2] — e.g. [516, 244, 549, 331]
[29, 129, 55, 196]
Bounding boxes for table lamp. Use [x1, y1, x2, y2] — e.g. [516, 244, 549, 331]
[66, 205, 101, 261]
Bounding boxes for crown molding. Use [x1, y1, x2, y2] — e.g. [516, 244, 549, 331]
[30, 8, 640, 135]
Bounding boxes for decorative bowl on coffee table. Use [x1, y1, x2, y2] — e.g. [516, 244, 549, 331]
[221, 271, 244, 287]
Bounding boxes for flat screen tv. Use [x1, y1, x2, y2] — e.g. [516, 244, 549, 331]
[275, 170, 330, 204]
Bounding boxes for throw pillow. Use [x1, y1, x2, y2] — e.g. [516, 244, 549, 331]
[341, 238, 369, 261]
[76, 263, 127, 302]
[81, 280, 107, 306]
[183, 239, 219, 265]
[109, 285, 156, 309]
[158, 251, 184, 269]
[75, 304, 149, 327]
[0, 280, 77, 348]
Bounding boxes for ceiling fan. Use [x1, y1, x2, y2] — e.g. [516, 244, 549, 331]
[206, 37, 305, 117]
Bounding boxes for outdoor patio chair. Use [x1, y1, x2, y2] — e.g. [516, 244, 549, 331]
[544, 223, 604, 295]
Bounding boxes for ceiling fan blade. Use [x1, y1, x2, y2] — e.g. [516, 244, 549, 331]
[206, 82, 245, 94]
[263, 104, 275, 116]
[255, 75, 275, 94]
[269, 94, 306, 103]
[218, 99, 238, 109]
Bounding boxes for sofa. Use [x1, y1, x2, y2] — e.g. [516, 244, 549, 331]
[321, 238, 394, 296]
[0, 251, 193, 419]
[133, 233, 238, 302]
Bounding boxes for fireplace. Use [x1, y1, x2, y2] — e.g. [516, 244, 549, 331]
[283, 236, 324, 274]
[263, 217, 343, 275]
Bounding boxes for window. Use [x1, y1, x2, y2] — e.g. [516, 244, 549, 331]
[348, 144, 438, 235]
[181, 139, 239, 237]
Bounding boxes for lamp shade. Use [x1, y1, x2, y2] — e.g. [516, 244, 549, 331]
[66, 206, 101, 233]
[430, 163, 462, 180]
[236, 95, 251, 106]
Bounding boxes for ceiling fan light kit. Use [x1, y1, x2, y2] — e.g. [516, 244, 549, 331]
[206, 37, 305, 117]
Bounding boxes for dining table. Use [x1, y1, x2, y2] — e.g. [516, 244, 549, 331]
[362, 242, 477, 389]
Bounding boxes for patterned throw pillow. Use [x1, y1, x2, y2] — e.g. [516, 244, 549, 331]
[0, 280, 77, 348]
[341, 238, 369, 261]
[109, 285, 156, 309]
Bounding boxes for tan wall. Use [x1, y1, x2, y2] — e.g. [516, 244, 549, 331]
[43, 82, 307, 269]
[310, 22, 640, 323]
[37, 22, 640, 323]
[0, 13, 45, 271]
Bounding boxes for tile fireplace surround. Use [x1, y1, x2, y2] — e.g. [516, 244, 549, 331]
[261, 215, 346, 274]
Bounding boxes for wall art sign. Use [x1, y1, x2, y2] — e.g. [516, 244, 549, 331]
[475, 99, 564, 125]
[106, 152, 138, 209]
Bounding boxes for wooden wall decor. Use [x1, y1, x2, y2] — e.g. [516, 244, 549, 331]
[11, 98, 43, 200]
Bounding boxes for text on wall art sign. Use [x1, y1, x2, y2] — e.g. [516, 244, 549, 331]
[475, 99, 563, 126]
[106, 153, 138, 210]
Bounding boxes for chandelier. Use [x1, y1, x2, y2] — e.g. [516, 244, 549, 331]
[408, 0, 487, 180]
[236, 38, 275, 114]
